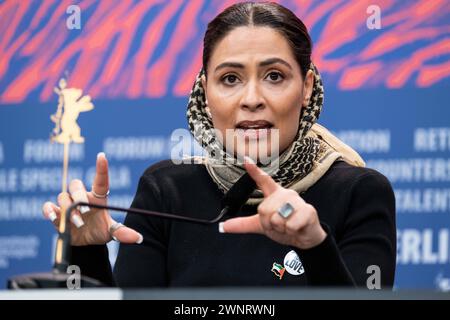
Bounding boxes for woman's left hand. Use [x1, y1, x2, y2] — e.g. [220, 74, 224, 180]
[221, 158, 327, 250]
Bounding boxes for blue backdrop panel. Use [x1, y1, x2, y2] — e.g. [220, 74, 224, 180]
[0, 0, 449, 289]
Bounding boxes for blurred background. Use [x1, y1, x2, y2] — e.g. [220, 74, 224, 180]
[0, 0, 449, 290]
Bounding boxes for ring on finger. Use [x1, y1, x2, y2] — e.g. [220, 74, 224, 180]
[109, 222, 125, 241]
[277, 202, 295, 219]
[91, 188, 110, 199]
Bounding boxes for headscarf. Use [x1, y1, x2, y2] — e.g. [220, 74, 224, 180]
[186, 63, 365, 205]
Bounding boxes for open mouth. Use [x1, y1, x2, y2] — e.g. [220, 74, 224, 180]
[235, 120, 274, 139]
[235, 120, 274, 130]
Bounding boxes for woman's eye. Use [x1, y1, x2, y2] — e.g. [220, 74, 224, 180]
[266, 71, 284, 82]
[222, 74, 238, 85]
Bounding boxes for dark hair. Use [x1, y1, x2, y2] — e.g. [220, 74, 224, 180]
[203, 1, 312, 79]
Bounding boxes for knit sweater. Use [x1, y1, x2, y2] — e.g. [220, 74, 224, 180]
[72, 160, 396, 288]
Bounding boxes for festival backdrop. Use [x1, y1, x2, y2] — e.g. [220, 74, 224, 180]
[0, 0, 449, 290]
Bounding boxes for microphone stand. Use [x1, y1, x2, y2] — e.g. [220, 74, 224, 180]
[7, 202, 104, 289]
[7, 203, 233, 289]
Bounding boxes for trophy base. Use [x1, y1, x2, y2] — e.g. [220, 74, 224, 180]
[7, 271, 103, 289]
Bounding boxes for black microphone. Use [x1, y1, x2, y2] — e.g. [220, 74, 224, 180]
[8, 172, 257, 288]
[220, 172, 257, 217]
[58, 172, 255, 270]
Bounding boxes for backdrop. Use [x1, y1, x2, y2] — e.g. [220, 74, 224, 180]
[0, 0, 449, 290]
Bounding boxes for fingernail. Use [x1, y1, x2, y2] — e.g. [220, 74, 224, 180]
[48, 209, 57, 222]
[79, 205, 90, 214]
[218, 222, 225, 233]
[97, 152, 106, 159]
[70, 190, 90, 213]
[136, 233, 144, 244]
[243, 156, 255, 165]
[71, 215, 85, 228]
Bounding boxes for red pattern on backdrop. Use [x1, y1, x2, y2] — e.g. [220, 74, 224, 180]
[0, 0, 449, 104]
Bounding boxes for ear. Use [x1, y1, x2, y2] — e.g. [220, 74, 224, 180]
[302, 69, 314, 107]
[205, 106, 212, 118]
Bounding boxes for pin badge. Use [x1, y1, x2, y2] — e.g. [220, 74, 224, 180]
[283, 250, 305, 276]
[271, 262, 286, 280]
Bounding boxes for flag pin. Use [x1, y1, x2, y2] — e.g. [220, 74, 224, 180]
[271, 262, 286, 280]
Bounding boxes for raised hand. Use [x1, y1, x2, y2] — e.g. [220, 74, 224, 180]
[42, 153, 143, 246]
[220, 157, 327, 250]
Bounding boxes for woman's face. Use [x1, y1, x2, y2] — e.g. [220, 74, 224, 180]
[202, 26, 313, 163]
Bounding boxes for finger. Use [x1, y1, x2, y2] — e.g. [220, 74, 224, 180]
[220, 215, 263, 234]
[257, 191, 285, 218]
[243, 157, 279, 197]
[285, 211, 306, 236]
[57, 192, 84, 229]
[92, 152, 109, 198]
[110, 221, 143, 244]
[42, 201, 60, 224]
[257, 188, 298, 219]
[69, 179, 90, 214]
[269, 211, 286, 234]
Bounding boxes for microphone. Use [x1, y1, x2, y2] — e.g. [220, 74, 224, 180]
[8, 172, 257, 289]
[220, 172, 257, 217]
[56, 172, 256, 273]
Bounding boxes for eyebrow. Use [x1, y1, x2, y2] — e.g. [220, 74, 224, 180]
[214, 58, 292, 72]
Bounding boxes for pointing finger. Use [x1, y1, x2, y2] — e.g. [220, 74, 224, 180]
[92, 152, 109, 198]
[219, 214, 263, 234]
[243, 157, 279, 197]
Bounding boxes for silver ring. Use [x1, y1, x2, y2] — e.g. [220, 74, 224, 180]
[91, 188, 110, 198]
[109, 222, 125, 241]
[277, 202, 295, 219]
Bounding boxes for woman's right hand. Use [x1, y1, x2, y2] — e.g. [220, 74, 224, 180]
[41, 152, 143, 246]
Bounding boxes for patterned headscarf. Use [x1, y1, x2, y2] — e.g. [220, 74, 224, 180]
[186, 63, 363, 203]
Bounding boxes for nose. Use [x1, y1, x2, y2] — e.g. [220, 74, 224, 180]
[240, 80, 265, 112]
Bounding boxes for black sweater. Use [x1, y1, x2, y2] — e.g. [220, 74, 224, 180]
[72, 160, 396, 288]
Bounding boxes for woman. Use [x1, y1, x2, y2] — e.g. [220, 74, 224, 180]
[42, 2, 396, 288]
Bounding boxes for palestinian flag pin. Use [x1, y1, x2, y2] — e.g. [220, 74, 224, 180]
[271, 262, 286, 280]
